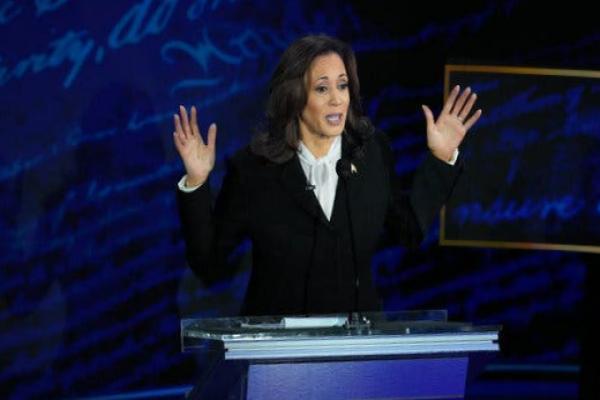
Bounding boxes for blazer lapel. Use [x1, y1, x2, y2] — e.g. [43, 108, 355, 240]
[280, 154, 329, 224]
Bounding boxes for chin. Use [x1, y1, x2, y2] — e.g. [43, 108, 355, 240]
[320, 122, 346, 137]
[318, 130, 343, 139]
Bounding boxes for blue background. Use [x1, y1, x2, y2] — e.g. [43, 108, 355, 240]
[1, 1, 598, 398]
[443, 69, 600, 248]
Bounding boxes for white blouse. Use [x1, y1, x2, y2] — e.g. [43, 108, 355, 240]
[297, 136, 342, 221]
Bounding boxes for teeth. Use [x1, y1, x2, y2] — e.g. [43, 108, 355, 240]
[326, 114, 340, 122]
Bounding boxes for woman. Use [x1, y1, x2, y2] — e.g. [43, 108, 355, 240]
[173, 35, 481, 316]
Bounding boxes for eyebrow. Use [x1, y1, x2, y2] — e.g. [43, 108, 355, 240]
[315, 73, 348, 81]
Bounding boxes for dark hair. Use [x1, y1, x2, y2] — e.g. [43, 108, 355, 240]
[251, 34, 374, 163]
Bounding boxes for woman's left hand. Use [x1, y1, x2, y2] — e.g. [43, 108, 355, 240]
[421, 85, 482, 163]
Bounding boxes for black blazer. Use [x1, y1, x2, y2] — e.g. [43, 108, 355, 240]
[176, 131, 462, 316]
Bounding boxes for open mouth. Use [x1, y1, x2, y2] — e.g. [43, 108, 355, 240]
[325, 113, 343, 126]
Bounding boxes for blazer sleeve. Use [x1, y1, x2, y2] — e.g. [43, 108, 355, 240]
[377, 132, 463, 248]
[176, 156, 249, 285]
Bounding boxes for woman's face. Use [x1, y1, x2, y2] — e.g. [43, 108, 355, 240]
[299, 52, 350, 141]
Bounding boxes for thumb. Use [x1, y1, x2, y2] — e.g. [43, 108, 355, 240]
[421, 105, 435, 129]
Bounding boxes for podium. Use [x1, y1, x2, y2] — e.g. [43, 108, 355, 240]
[181, 310, 500, 399]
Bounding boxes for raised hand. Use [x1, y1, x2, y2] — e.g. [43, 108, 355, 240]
[172, 105, 217, 187]
[421, 85, 482, 163]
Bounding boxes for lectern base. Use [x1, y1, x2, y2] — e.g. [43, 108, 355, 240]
[189, 356, 469, 400]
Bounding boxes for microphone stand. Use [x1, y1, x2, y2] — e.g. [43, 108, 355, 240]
[336, 159, 371, 330]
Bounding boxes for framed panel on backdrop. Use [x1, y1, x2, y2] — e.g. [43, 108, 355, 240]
[441, 65, 600, 253]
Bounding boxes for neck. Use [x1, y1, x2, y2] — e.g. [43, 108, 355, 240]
[300, 133, 338, 159]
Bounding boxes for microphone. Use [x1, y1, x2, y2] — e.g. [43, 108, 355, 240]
[336, 158, 370, 329]
[305, 184, 316, 191]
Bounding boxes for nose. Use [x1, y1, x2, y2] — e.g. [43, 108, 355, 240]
[329, 88, 344, 106]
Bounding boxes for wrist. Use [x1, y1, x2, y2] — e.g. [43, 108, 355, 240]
[431, 149, 453, 163]
[185, 175, 206, 187]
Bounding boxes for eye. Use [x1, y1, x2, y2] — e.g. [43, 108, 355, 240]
[315, 86, 327, 93]
[338, 82, 349, 90]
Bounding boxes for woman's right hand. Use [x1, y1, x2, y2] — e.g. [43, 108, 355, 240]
[173, 105, 217, 187]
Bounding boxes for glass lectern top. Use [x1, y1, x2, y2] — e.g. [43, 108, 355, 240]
[181, 310, 496, 342]
[181, 310, 501, 360]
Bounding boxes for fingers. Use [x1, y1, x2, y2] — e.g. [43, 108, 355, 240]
[190, 106, 204, 145]
[174, 105, 217, 150]
[173, 129, 185, 151]
[457, 92, 477, 121]
[207, 122, 217, 151]
[179, 105, 193, 138]
[448, 85, 480, 129]
[174, 105, 190, 143]
[441, 85, 460, 116]
[451, 87, 471, 116]
[173, 113, 185, 141]
[463, 109, 483, 131]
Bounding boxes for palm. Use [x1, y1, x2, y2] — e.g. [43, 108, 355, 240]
[173, 105, 217, 186]
[422, 86, 482, 162]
